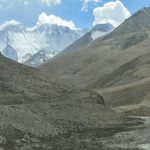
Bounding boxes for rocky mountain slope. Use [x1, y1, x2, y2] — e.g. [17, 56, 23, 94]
[1, 8, 149, 150]
[56, 23, 114, 58]
[0, 53, 124, 150]
[41, 7, 150, 89]
[41, 7, 150, 116]
[40, 8, 150, 149]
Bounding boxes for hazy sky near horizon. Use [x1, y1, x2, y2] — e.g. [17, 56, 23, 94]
[0, 0, 150, 29]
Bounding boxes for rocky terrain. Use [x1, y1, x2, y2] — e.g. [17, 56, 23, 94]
[41, 8, 150, 111]
[1, 6, 150, 150]
[40, 7, 150, 149]
[41, 8, 150, 89]
[0, 53, 131, 150]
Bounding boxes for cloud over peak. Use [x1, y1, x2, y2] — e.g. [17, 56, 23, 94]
[0, 20, 22, 30]
[37, 12, 76, 30]
[93, 0, 131, 27]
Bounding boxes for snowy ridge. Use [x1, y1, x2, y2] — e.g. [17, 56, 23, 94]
[91, 23, 114, 40]
[23, 50, 59, 67]
[0, 21, 114, 67]
[0, 21, 87, 64]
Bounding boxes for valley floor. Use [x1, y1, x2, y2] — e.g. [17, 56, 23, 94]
[106, 104, 150, 149]
[101, 116, 150, 150]
[0, 114, 149, 150]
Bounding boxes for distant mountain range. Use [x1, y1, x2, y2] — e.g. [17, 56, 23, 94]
[56, 23, 115, 58]
[0, 21, 87, 63]
[1, 7, 150, 150]
[0, 21, 114, 67]
[25, 23, 114, 67]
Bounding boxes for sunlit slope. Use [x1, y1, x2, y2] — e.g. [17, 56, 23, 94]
[41, 8, 150, 89]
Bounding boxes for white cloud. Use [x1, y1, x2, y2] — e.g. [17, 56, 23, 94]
[93, 0, 131, 27]
[82, 0, 101, 12]
[37, 12, 76, 30]
[41, 0, 61, 6]
[0, 20, 21, 30]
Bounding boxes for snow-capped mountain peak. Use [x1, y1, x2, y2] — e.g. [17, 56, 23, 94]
[92, 23, 114, 32]
[23, 50, 58, 67]
[91, 23, 114, 40]
[0, 20, 23, 32]
[0, 21, 87, 66]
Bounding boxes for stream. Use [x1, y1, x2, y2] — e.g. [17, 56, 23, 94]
[104, 117, 150, 149]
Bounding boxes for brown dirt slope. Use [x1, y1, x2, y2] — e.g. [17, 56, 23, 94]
[41, 8, 150, 89]
[0, 53, 124, 149]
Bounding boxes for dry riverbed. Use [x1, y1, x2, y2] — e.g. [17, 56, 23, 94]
[102, 116, 150, 150]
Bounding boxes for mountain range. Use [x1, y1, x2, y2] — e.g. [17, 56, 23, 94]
[0, 21, 87, 63]
[55, 23, 115, 58]
[0, 48, 122, 150]
[0, 21, 115, 67]
[41, 7, 150, 113]
[1, 7, 150, 150]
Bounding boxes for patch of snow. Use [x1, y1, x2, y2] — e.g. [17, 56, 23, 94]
[91, 23, 114, 40]
[138, 144, 150, 150]
[91, 31, 108, 40]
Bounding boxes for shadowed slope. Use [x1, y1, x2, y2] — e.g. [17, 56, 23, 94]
[0, 53, 123, 149]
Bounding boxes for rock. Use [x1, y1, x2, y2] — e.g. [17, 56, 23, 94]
[80, 91, 105, 105]
[90, 92, 105, 105]
[0, 136, 6, 145]
[14, 139, 22, 146]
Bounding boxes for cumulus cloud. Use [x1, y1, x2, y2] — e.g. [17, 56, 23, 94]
[0, 20, 21, 30]
[93, 0, 131, 27]
[82, 0, 101, 12]
[41, 0, 61, 6]
[37, 12, 76, 30]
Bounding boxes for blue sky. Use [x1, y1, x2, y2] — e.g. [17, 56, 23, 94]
[0, 0, 150, 29]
